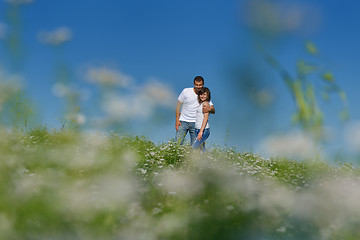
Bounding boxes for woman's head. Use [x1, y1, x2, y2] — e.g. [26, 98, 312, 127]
[197, 87, 211, 103]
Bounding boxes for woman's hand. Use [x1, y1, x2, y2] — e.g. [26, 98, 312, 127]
[197, 130, 203, 141]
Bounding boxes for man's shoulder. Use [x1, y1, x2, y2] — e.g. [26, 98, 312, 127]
[180, 87, 194, 95]
[183, 87, 193, 92]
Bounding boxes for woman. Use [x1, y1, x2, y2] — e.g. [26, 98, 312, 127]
[192, 87, 211, 151]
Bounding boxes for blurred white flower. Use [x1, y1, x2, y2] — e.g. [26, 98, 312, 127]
[140, 79, 176, 107]
[0, 70, 23, 112]
[102, 94, 145, 121]
[0, 22, 7, 39]
[0, 214, 13, 238]
[101, 78, 176, 121]
[258, 184, 295, 213]
[154, 213, 188, 236]
[293, 177, 360, 228]
[52, 83, 71, 98]
[158, 172, 203, 199]
[66, 112, 87, 125]
[259, 131, 318, 159]
[86, 67, 132, 88]
[344, 121, 360, 151]
[242, 0, 322, 35]
[322, 178, 360, 217]
[0, 83, 17, 111]
[38, 27, 72, 46]
[96, 176, 138, 204]
[52, 82, 88, 102]
[252, 89, 274, 108]
[5, 0, 34, 5]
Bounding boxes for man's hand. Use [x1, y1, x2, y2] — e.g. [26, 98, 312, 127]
[175, 101, 183, 131]
[175, 120, 181, 131]
[203, 104, 215, 114]
[202, 102, 211, 114]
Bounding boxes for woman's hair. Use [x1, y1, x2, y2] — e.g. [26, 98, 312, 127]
[197, 87, 211, 103]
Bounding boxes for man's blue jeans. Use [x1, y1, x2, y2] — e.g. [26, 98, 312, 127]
[175, 121, 196, 145]
[192, 128, 210, 151]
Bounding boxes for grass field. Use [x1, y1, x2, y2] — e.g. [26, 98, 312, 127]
[1, 127, 360, 239]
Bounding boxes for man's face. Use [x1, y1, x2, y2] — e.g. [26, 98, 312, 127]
[194, 81, 204, 93]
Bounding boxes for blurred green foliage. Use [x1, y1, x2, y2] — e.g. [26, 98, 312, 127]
[260, 41, 349, 141]
[0, 128, 360, 239]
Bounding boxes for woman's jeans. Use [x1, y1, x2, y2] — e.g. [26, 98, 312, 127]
[192, 128, 210, 151]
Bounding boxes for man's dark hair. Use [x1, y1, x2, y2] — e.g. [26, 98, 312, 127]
[194, 76, 204, 84]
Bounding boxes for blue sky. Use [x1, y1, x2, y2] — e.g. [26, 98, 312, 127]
[1, 0, 360, 159]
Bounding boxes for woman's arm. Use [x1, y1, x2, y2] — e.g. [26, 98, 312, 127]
[197, 102, 210, 140]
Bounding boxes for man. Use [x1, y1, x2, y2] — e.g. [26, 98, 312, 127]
[175, 76, 215, 145]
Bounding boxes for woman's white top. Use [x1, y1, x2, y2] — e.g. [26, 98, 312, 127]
[195, 102, 210, 129]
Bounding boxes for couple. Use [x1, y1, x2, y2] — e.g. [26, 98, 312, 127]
[175, 76, 215, 150]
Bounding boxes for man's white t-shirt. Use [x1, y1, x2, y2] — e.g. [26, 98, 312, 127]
[178, 87, 213, 122]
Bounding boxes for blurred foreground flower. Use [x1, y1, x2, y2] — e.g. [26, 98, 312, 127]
[86, 67, 132, 88]
[5, 0, 34, 5]
[0, 22, 7, 39]
[0, 70, 23, 112]
[259, 131, 318, 159]
[251, 89, 274, 108]
[344, 121, 360, 152]
[2, 129, 360, 239]
[66, 112, 87, 125]
[141, 79, 176, 108]
[242, 0, 322, 36]
[52, 82, 72, 98]
[38, 27, 72, 46]
[52, 82, 89, 101]
[101, 79, 176, 121]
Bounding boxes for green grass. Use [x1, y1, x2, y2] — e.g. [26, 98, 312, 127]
[1, 127, 360, 239]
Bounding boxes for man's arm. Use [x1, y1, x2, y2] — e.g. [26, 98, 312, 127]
[175, 100, 183, 131]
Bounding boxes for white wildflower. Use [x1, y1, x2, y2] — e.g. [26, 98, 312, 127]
[152, 207, 161, 215]
[139, 169, 147, 174]
[226, 205, 234, 211]
[276, 226, 286, 232]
